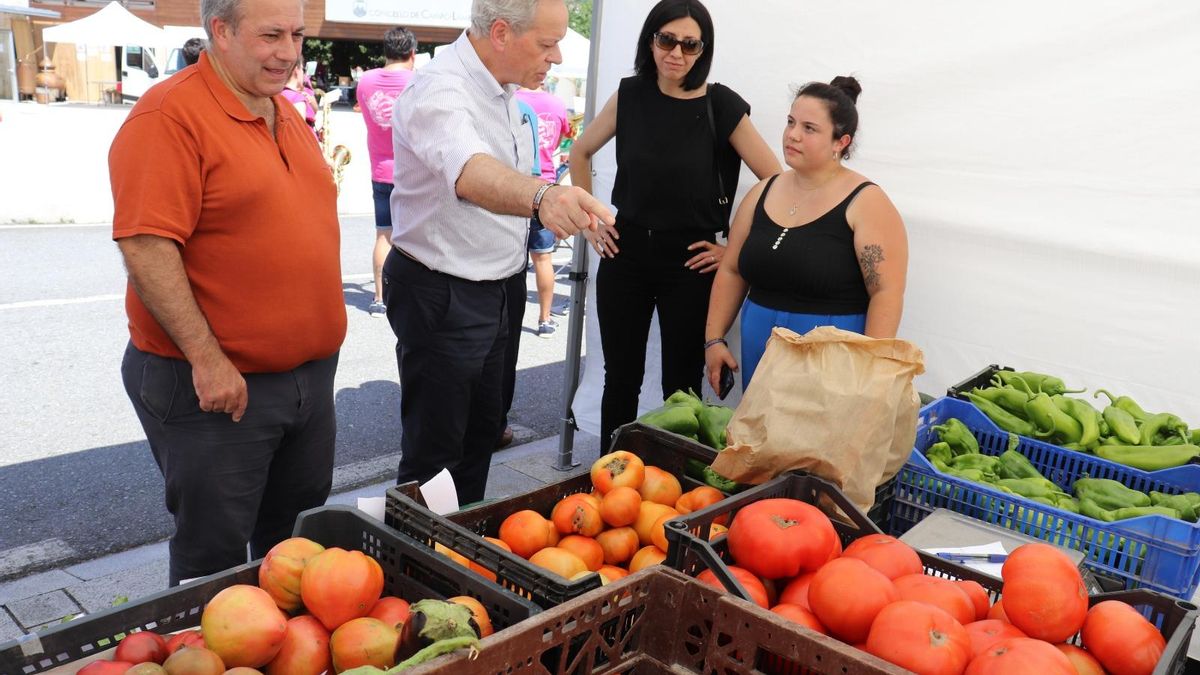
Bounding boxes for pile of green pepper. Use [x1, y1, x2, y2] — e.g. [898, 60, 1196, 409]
[923, 417, 1200, 523]
[638, 389, 735, 451]
[959, 369, 1200, 471]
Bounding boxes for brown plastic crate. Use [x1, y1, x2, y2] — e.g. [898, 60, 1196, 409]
[384, 422, 723, 608]
[406, 566, 910, 674]
[0, 505, 540, 674]
[664, 472, 1200, 675]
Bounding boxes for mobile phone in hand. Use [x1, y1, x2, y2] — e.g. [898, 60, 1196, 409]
[718, 365, 735, 400]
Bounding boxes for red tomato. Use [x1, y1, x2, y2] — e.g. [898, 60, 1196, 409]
[842, 534, 923, 580]
[957, 580, 991, 622]
[1081, 600, 1166, 675]
[1054, 643, 1106, 675]
[964, 637, 1075, 675]
[696, 565, 771, 608]
[986, 599, 1009, 623]
[808, 557, 898, 644]
[770, 603, 826, 634]
[777, 573, 814, 610]
[76, 664, 135, 675]
[164, 629, 205, 654]
[114, 631, 168, 664]
[964, 619, 1027, 659]
[865, 600, 972, 675]
[893, 573, 976, 626]
[1001, 544, 1087, 643]
[726, 498, 838, 580]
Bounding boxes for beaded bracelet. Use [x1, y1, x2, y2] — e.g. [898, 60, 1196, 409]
[703, 338, 728, 350]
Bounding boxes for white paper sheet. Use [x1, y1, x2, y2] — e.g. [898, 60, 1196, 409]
[921, 541, 1008, 578]
[419, 468, 460, 515]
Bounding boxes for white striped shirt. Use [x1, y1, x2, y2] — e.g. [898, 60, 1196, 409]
[389, 31, 535, 281]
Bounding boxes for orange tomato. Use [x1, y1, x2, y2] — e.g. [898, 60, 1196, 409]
[634, 502, 678, 546]
[529, 547, 589, 580]
[551, 496, 604, 537]
[599, 486, 642, 527]
[448, 596, 493, 638]
[591, 451, 646, 494]
[557, 535, 604, 571]
[628, 545, 666, 572]
[638, 466, 682, 506]
[595, 527, 640, 565]
[498, 510, 554, 559]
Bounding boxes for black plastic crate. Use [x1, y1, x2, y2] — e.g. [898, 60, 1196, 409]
[946, 364, 1012, 399]
[663, 472, 1199, 675]
[384, 422, 723, 609]
[0, 505, 539, 674]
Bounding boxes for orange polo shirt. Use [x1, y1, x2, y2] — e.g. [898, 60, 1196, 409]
[110, 52, 346, 373]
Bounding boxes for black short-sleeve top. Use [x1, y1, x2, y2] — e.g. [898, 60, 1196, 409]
[611, 76, 750, 232]
[738, 174, 874, 315]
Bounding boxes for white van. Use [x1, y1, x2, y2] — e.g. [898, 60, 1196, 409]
[119, 26, 205, 101]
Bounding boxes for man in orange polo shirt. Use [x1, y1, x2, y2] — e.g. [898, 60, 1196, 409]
[109, 0, 346, 585]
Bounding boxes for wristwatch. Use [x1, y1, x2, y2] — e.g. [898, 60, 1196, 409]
[532, 182, 558, 220]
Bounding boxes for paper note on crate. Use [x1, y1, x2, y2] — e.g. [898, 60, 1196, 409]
[357, 497, 387, 521]
[921, 541, 1008, 578]
[419, 468, 460, 515]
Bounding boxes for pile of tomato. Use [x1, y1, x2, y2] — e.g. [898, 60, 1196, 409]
[699, 496, 1167, 675]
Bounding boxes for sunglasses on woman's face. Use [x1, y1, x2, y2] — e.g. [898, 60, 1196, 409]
[653, 31, 704, 56]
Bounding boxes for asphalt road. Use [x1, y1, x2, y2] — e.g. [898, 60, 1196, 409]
[0, 216, 584, 580]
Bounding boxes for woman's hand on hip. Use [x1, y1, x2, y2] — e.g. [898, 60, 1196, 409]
[705, 342, 738, 394]
[686, 240, 725, 273]
[584, 220, 620, 258]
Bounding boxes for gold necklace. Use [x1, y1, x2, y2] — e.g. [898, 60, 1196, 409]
[787, 168, 842, 216]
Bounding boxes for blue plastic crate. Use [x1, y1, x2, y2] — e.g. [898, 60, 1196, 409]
[890, 397, 1200, 599]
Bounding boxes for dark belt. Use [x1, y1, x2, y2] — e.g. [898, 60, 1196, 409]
[392, 246, 507, 286]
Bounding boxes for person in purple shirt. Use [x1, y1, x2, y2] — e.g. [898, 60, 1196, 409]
[357, 26, 417, 317]
[515, 85, 573, 337]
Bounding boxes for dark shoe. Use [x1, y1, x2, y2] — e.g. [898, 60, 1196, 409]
[495, 425, 514, 449]
[536, 320, 558, 338]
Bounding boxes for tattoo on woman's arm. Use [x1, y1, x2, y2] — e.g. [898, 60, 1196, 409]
[859, 244, 885, 293]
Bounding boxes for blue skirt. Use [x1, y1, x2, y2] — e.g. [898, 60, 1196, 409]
[739, 298, 867, 390]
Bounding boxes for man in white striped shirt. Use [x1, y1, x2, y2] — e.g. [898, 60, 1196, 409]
[384, 0, 614, 503]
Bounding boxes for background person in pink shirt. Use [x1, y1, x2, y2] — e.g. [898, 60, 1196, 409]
[357, 26, 417, 317]
[516, 85, 573, 336]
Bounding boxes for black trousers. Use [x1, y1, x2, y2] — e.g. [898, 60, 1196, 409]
[121, 343, 339, 586]
[500, 261, 528, 429]
[595, 226, 716, 447]
[382, 250, 509, 504]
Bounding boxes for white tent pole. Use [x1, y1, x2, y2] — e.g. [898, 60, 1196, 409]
[554, 0, 605, 471]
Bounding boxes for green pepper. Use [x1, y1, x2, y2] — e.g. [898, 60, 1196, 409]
[1149, 492, 1198, 522]
[949, 454, 1001, 481]
[1079, 497, 1179, 522]
[964, 392, 1038, 437]
[1006, 433, 1020, 452]
[932, 418, 980, 456]
[701, 465, 740, 492]
[1052, 494, 1080, 513]
[1191, 429, 1200, 446]
[1102, 406, 1142, 445]
[970, 386, 1032, 416]
[1094, 444, 1200, 470]
[996, 449, 1045, 480]
[1073, 477, 1151, 510]
[995, 477, 1066, 501]
[1057, 397, 1100, 449]
[696, 404, 734, 450]
[944, 467, 987, 483]
[1094, 389, 1151, 423]
[1025, 393, 1082, 443]
[990, 371, 1036, 394]
[1138, 412, 1190, 446]
[926, 441, 954, 467]
[994, 370, 1084, 396]
[664, 389, 705, 417]
[639, 404, 700, 438]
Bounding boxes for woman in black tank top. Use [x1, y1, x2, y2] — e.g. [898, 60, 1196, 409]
[703, 77, 910, 393]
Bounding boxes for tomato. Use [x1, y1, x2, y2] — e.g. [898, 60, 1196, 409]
[76, 663, 135, 674]
[200, 584, 288, 667]
[433, 543, 469, 568]
[329, 617, 400, 672]
[264, 615, 330, 675]
[595, 527, 640, 565]
[114, 631, 169, 664]
[726, 498, 838, 580]
[299, 548, 384, 632]
[599, 486, 642, 527]
[893, 573, 977, 626]
[770, 603, 826, 634]
[468, 537, 511, 582]
[708, 523, 728, 540]
[597, 565, 630, 584]
[865, 600, 972, 675]
[807, 557, 898, 643]
[650, 513, 678, 552]
[529, 547, 589, 580]
[986, 599, 1009, 623]
[449, 596, 493, 638]
[633, 502, 679, 546]
[367, 596, 411, 632]
[164, 629, 205, 655]
[957, 580, 991, 622]
[628, 545, 666, 572]
[964, 619, 1026, 659]
[842, 534, 923, 580]
[639, 466, 683, 506]
[1054, 643, 1106, 675]
[258, 537, 325, 614]
[1081, 600, 1166, 675]
[591, 451, 646, 493]
[696, 565, 771, 608]
[777, 573, 814, 610]
[498, 510, 554, 559]
[161, 647, 225, 674]
[557, 535, 604, 571]
[675, 486, 728, 525]
[551, 496, 605, 537]
[964, 637, 1075, 675]
[1001, 544, 1087, 643]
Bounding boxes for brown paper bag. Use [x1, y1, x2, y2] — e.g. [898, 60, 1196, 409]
[710, 326, 925, 512]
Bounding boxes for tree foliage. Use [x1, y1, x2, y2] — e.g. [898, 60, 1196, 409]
[567, 0, 593, 38]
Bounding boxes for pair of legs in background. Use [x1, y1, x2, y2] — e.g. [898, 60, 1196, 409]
[596, 227, 715, 448]
[369, 180, 392, 316]
[122, 345, 339, 586]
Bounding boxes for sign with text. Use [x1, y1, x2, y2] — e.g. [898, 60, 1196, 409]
[325, 0, 471, 28]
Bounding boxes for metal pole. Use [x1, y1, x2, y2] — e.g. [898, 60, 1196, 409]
[554, 0, 606, 471]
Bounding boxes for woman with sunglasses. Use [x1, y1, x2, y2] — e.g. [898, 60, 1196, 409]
[703, 77, 909, 393]
[571, 0, 779, 446]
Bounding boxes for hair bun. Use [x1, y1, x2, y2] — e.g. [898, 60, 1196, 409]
[830, 75, 862, 103]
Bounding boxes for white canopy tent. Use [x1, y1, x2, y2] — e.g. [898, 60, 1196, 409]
[555, 0, 1200, 466]
[550, 27, 590, 81]
[42, 2, 164, 46]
